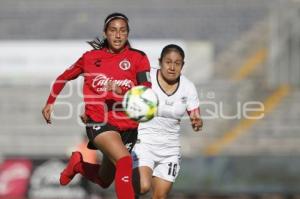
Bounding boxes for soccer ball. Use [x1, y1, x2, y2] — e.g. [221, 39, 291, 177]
[122, 86, 158, 122]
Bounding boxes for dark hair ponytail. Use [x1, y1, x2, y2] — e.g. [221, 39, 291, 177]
[87, 37, 108, 50]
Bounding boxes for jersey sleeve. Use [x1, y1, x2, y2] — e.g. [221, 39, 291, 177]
[46, 56, 84, 104]
[136, 54, 151, 88]
[186, 82, 200, 111]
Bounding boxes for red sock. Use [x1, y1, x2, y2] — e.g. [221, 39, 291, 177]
[115, 156, 135, 199]
[75, 162, 110, 188]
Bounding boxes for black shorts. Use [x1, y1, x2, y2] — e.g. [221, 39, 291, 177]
[85, 118, 138, 153]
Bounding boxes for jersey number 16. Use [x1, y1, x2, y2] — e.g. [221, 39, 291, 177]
[167, 163, 177, 177]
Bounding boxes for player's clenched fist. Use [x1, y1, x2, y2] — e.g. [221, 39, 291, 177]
[191, 117, 203, 131]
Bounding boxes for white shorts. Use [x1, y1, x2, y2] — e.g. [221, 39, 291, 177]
[131, 141, 181, 182]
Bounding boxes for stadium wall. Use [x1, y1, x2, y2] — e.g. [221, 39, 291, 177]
[0, 40, 213, 85]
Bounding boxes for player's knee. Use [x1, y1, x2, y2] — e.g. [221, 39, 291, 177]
[139, 181, 151, 195]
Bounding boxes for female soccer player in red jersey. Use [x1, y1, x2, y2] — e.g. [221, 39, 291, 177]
[42, 13, 151, 199]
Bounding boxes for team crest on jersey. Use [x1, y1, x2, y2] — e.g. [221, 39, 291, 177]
[119, 59, 131, 70]
[181, 97, 187, 104]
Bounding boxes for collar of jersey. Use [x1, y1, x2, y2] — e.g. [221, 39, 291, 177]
[156, 69, 181, 97]
[103, 45, 129, 54]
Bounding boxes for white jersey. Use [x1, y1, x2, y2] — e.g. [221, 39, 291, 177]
[137, 68, 200, 153]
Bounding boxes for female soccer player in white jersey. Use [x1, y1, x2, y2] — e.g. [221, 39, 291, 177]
[132, 44, 203, 199]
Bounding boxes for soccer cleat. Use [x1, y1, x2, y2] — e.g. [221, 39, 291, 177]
[60, 151, 83, 185]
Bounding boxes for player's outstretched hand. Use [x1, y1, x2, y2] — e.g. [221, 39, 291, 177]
[191, 117, 203, 132]
[42, 104, 53, 124]
[188, 108, 203, 132]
